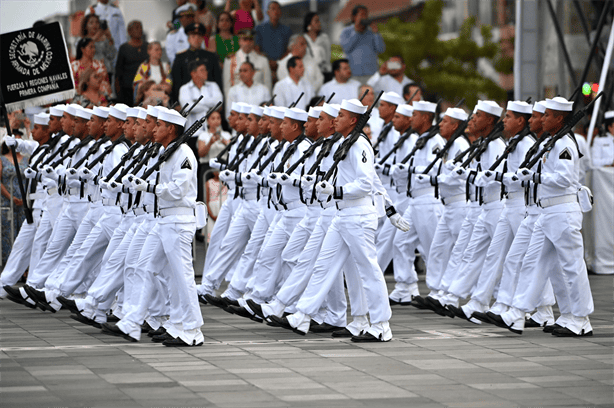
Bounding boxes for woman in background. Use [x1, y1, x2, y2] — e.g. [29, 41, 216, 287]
[208, 12, 239, 66]
[71, 38, 113, 98]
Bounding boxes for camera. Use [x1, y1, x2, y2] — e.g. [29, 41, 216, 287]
[100, 20, 108, 31]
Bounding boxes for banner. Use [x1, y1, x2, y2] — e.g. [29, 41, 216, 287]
[1, 22, 75, 112]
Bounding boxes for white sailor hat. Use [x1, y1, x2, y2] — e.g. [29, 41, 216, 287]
[545, 97, 573, 112]
[92, 106, 109, 119]
[49, 105, 66, 117]
[158, 107, 187, 127]
[109, 104, 128, 121]
[231, 102, 245, 113]
[262, 106, 272, 116]
[381, 91, 405, 106]
[64, 104, 78, 117]
[285, 107, 308, 122]
[412, 100, 437, 113]
[308, 106, 323, 119]
[126, 107, 140, 118]
[34, 113, 50, 126]
[270, 107, 286, 120]
[476, 100, 503, 117]
[341, 99, 367, 115]
[396, 104, 413, 117]
[75, 106, 93, 120]
[176, 3, 196, 14]
[444, 107, 468, 121]
[506, 100, 532, 115]
[146, 105, 159, 118]
[322, 103, 340, 118]
[136, 107, 148, 120]
[533, 101, 547, 114]
[605, 110, 614, 120]
[238, 103, 253, 114]
[250, 106, 264, 117]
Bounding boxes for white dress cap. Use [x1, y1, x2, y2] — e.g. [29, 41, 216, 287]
[136, 107, 148, 120]
[341, 99, 367, 115]
[238, 104, 253, 114]
[545, 97, 573, 112]
[109, 104, 128, 121]
[146, 105, 159, 118]
[395, 104, 414, 117]
[49, 105, 66, 117]
[75, 106, 93, 120]
[34, 113, 50, 126]
[92, 106, 109, 119]
[506, 101, 532, 115]
[158, 107, 187, 127]
[476, 100, 503, 117]
[533, 101, 547, 114]
[285, 107, 308, 122]
[262, 106, 272, 117]
[444, 107, 468, 121]
[230, 102, 241, 113]
[412, 100, 437, 113]
[605, 110, 614, 120]
[322, 103, 340, 118]
[308, 106, 323, 119]
[250, 105, 264, 117]
[176, 3, 196, 14]
[270, 107, 286, 120]
[381, 91, 405, 106]
[126, 107, 140, 118]
[64, 104, 77, 117]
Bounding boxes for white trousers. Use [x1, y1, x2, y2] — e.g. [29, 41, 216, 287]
[0, 209, 42, 287]
[201, 196, 239, 279]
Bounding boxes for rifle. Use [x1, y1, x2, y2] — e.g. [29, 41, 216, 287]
[422, 109, 473, 174]
[67, 136, 110, 174]
[289, 92, 304, 109]
[137, 102, 222, 181]
[520, 92, 603, 170]
[320, 90, 384, 183]
[457, 120, 504, 168]
[49, 135, 94, 167]
[485, 125, 533, 172]
[246, 134, 273, 172]
[305, 133, 344, 176]
[101, 142, 141, 182]
[41, 135, 77, 166]
[325, 93, 335, 104]
[29, 133, 63, 170]
[84, 135, 131, 170]
[120, 143, 161, 182]
[372, 88, 420, 153]
[278, 136, 327, 181]
[178, 102, 189, 116]
[228, 133, 267, 171]
[270, 134, 307, 174]
[181, 95, 204, 117]
[255, 139, 287, 174]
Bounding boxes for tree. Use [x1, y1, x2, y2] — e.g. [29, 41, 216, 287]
[378, 0, 506, 107]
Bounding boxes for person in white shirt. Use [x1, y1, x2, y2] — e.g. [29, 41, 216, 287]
[277, 35, 324, 94]
[227, 61, 271, 117]
[223, 29, 272, 98]
[303, 12, 332, 75]
[272, 57, 314, 111]
[86, 0, 126, 52]
[165, 3, 197, 66]
[178, 60, 224, 131]
[591, 110, 614, 167]
[318, 59, 360, 105]
[372, 56, 413, 97]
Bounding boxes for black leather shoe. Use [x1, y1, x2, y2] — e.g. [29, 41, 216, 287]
[410, 295, 430, 309]
[71, 313, 101, 329]
[486, 312, 522, 335]
[268, 315, 294, 331]
[152, 332, 173, 343]
[204, 294, 224, 308]
[4, 285, 37, 309]
[148, 326, 166, 337]
[106, 314, 120, 323]
[198, 294, 208, 305]
[24, 285, 56, 313]
[227, 305, 253, 319]
[425, 296, 455, 318]
[141, 321, 155, 333]
[195, 231, 205, 243]
[246, 299, 265, 319]
[525, 317, 545, 328]
[310, 322, 344, 333]
[58, 296, 80, 314]
[163, 337, 203, 347]
[351, 332, 389, 342]
[552, 327, 593, 337]
[543, 323, 562, 333]
[472, 311, 493, 325]
[101, 323, 137, 342]
[446, 305, 467, 320]
[331, 328, 354, 338]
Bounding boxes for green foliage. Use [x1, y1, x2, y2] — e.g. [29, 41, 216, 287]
[377, 0, 506, 106]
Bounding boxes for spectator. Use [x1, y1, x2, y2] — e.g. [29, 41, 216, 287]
[178, 60, 224, 132]
[166, 3, 198, 66]
[255, 1, 292, 75]
[71, 38, 113, 98]
[205, 171, 228, 242]
[591, 111, 614, 167]
[276, 34, 323, 93]
[303, 12, 331, 79]
[360, 84, 383, 137]
[1, 138, 28, 266]
[226, 0, 263, 33]
[318, 58, 360, 105]
[85, 0, 127, 52]
[372, 56, 413, 96]
[80, 13, 117, 76]
[198, 109, 231, 206]
[190, 0, 216, 39]
[115, 20, 148, 105]
[227, 61, 271, 116]
[208, 12, 239, 65]
[272, 56, 314, 111]
[133, 42, 172, 97]
[72, 68, 110, 108]
[339, 4, 385, 83]
[136, 80, 171, 108]
[171, 23, 223, 104]
[403, 83, 423, 103]
[169, 0, 188, 31]
[223, 29, 271, 97]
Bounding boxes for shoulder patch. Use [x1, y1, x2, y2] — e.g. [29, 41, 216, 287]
[181, 158, 193, 170]
[432, 146, 441, 155]
[559, 148, 572, 160]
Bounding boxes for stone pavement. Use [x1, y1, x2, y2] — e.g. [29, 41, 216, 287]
[1, 274, 612, 408]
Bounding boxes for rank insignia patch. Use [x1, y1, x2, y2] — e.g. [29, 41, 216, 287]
[181, 158, 192, 170]
[559, 148, 572, 160]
